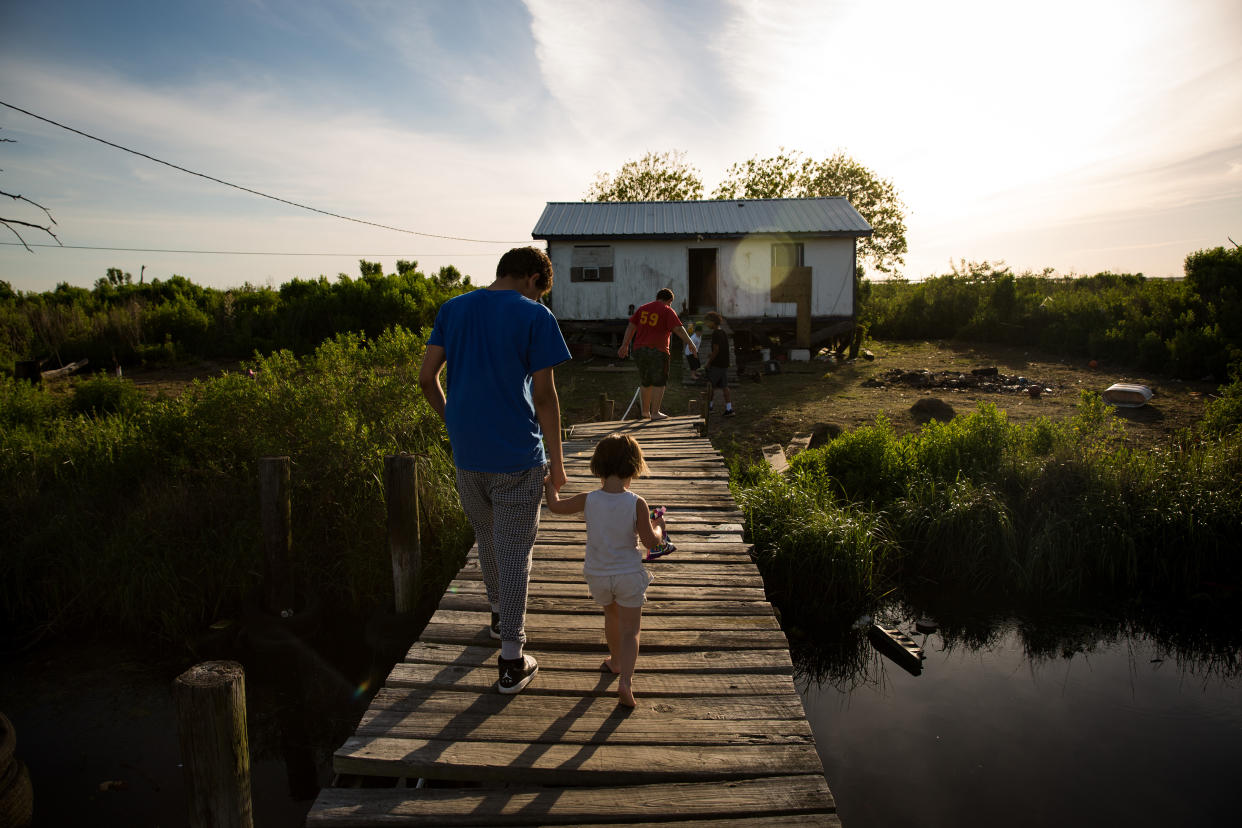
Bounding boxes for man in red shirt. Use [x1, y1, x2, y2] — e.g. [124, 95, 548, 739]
[617, 288, 698, 420]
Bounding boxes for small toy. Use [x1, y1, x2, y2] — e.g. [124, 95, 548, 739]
[645, 506, 674, 561]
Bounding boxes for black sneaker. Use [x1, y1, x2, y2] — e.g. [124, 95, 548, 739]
[489, 611, 500, 640]
[497, 654, 538, 694]
[724, 408, 735, 417]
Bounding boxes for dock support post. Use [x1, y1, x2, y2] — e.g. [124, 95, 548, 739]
[598, 393, 614, 421]
[174, 661, 253, 828]
[385, 454, 421, 614]
[260, 456, 294, 617]
[687, 399, 699, 415]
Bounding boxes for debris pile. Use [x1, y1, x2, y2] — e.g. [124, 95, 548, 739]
[861, 367, 1055, 395]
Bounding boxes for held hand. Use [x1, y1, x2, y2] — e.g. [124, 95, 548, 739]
[548, 462, 568, 493]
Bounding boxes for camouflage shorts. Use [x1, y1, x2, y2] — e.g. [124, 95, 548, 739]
[633, 347, 670, 387]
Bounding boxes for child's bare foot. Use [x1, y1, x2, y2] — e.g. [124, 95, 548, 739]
[618, 678, 636, 707]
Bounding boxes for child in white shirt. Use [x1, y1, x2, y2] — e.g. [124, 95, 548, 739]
[685, 322, 703, 378]
[544, 432, 666, 707]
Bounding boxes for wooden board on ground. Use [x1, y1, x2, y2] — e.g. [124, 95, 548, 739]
[763, 443, 789, 474]
[309, 776, 837, 827]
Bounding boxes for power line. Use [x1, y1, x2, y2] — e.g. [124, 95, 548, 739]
[0, 241, 513, 256]
[0, 99, 532, 245]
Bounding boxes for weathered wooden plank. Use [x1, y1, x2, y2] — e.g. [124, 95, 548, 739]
[382, 662, 798, 697]
[333, 737, 825, 785]
[354, 704, 813, 745]
[529, 535, 748, 549]
[525, 544, 755, 560]
[438, 594, 777, 617]
[308, 776, 835, 827]
[565, 817, 841, 827]
[522, 562, 756, 580]
[419, 622, 788, 651]
[762, 444, 790, 475]
[429, 610, 781, 633]
[402, 643, 793, 674]
[787, 432, 813, 458]
[454, 567, 763, 588]
[364, 688, 809, 721]
[446, 580, 769, 602]
[561, 474, 733, 485]
[536, 520, 744, 532]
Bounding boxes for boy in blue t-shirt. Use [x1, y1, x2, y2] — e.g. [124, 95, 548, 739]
[418, 247, 571, 695]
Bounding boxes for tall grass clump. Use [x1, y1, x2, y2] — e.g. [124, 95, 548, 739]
[0, 326, 471, 647]
[737, 467, 896, 624]
[737, 394, 1242, 619]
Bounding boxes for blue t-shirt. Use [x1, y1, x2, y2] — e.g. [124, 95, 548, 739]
[427, 288, 571, 473]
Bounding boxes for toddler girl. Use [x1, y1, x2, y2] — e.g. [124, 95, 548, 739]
[544, 432, 666, 707]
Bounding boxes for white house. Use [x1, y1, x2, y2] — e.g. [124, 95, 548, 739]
[531, 198, 872, 338]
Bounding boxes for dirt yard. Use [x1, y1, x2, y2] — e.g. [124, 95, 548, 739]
[555, 340, 1221, 461]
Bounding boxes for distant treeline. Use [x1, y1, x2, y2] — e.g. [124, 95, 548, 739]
[0, 259, 472, 372]
[5, 245, 1240, 381]
[861, 245, 1242, 380]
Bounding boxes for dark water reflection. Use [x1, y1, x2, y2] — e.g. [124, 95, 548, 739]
[0, 604, 403, 827]
[794, 608, 1242, 828]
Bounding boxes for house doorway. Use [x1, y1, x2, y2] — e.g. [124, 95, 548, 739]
[687, 248, 717, 315]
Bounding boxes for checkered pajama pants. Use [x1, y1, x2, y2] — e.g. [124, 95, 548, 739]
[454, 464, 545, 646]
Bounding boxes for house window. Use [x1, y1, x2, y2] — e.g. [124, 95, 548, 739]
[772, 242, 804, 268]
[570, 245, 614, 282]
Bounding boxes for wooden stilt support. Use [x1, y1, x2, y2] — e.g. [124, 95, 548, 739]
[260, 456, 294, 617]
[384, 454, 421, 614]
[173, 661, 253, 828]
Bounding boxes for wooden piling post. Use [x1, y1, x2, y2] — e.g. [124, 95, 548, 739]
[260, 456, 294, 617]
[384, 454, 421, 614]
[687, 399, 699, 415]
[598, 393, 614, 421]
[173, 661, 253, 828]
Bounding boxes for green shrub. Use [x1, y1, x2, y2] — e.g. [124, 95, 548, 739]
[789, 414, 908, 504]
[1201, 377, 1242, 438]
[69, 374, 145, 417]
[0, 326, 471, 646]
[737, 396, 1242, 616]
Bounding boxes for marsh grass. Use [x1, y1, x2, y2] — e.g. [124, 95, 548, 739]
[738, 392, 1242, 629]
[0, 326, 472, 648]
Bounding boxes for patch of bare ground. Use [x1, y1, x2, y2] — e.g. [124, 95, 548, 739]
[119, 360, 245, 398]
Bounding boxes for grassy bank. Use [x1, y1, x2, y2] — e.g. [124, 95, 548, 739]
[0, 327, 472, 649]
[735, 389, 1242, 628]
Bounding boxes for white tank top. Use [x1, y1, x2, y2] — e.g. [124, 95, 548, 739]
[583, 489, 644, 576]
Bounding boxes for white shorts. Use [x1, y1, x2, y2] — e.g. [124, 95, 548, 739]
[584, 569, 653, 608]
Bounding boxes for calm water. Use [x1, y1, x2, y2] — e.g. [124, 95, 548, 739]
[797, 617, 1242, 827]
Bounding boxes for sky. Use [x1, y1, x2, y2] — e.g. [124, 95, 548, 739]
[1, 0, 1239, 293]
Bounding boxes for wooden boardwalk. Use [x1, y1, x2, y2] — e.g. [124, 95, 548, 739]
[307, 416, 839, 826]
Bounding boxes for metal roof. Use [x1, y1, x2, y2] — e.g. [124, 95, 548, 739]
[531, 197, 872, 240]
